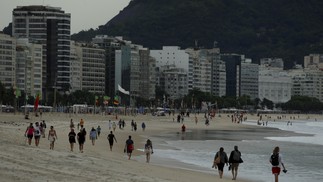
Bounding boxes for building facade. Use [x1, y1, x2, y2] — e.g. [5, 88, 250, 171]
[92, 35, 122, 97]
[16, 38, 42, 97]
[258, 69, 292, 103]
[240, 59, 259, 100]
[289, 68, 323, 102]
[163, 65, 188, 100]
[12, 5, 71, 97]
[304, 54, 323, 69]
[221, 54, 243, 97]
[74, 42, 105, 95]
[0, 33, 16, 89]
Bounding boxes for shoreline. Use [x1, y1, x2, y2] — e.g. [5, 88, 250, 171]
[0, 112, 322, 181]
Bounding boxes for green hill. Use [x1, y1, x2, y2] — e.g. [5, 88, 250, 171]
[72, 0, 323, 67]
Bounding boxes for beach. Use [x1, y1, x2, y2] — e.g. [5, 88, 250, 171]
[0, 111, 321, 182]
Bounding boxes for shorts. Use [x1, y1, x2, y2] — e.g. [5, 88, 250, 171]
[272, 167, 281, 174]
[69, 138, 76, 143]
[27, 134, 33, 139]
[231, 163, 239, 170]
[217, 163, 225, 171]
[78, 139, 85, 145]
[34, 135, 41, 140]
[49, 136, 55, 143]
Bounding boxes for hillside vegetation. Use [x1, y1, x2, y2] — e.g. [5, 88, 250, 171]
[71, 0, 323, 67]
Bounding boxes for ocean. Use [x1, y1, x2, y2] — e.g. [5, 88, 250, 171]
[148, 119, 323, 182]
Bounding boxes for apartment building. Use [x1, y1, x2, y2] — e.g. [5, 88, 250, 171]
[240, 59, 259, 100]
[74, 42, 105, 95]
[304, 54, 323, 69]
[0, 33, 16, 88]
[12, 6, 71, 95]
[16, 38, 42, 97]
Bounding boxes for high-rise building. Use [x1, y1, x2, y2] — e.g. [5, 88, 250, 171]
[221, 54, 244, 97]
[162, 65, 188, 100]
[0, 33, 16, 89]
[12, 5, 71, 99]
[115, 41, 156, 106]
[74, 42, 105, 95]
[240, 59, 259, 100]
[16, 38, 42, 97]
[186, 48, 215, 93]
[139, 49, 156, 100]
[69, 41, 81, 92]
[211, 57, 226, 97]
[92, 35, 122, 97]
[289, 68, 323, 102]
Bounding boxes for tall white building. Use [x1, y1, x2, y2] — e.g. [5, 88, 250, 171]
[162, 64, 188, 100]
[240, 59, 259, 100]
[16, 38, 42, 97]
[139, 49, 156, 100]
[186, 48, 220, 93]
[211, 58, 226, 97]
[150, 46, 189, 71]
[12, 5, 71, 94]
[258, 69, 292, 103]
[289, 68, 323, 102]
[116, 42, 156, 104]
[74, 42, 105, 95]
[0, 33, 16, 89]
[70, 41, 81, 92]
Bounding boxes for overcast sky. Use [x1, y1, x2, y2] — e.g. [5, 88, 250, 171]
[0, 0, 131, 34]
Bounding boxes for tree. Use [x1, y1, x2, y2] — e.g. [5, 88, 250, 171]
[261, 98, 274, 110]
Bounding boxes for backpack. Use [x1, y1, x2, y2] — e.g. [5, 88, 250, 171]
[271, 153, 279, 166]
[233, 151, 240, 161]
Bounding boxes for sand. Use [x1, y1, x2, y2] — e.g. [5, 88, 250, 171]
[0, 111, 319, 182]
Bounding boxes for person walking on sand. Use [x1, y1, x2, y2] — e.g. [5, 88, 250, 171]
[77, 129, 86, 153]
[270, 146, 287, 182]
[229, 146, 242, 180]
[213, 147, 229, 179]
[141, 122, 146, 131]
[144, 139, 154, 163]
[108, 120, 112, 130]
[34, 122, 42, 146]
[41, 120, 46, 138]
[25, 123, 34, 145]
[112, 122, 117, 132]
[70, 119, 74, 128]
[97, 126, 101, 137]
[80, 118, 84, 129]
[89, 127, 97, 145]
[48, 126, 57, 150]
[124, 135, 134, 160]
[107, 131, 117, 151]
[68, 128, 76, 152]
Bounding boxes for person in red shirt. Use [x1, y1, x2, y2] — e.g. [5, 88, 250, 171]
[25, 123, 34, 145]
